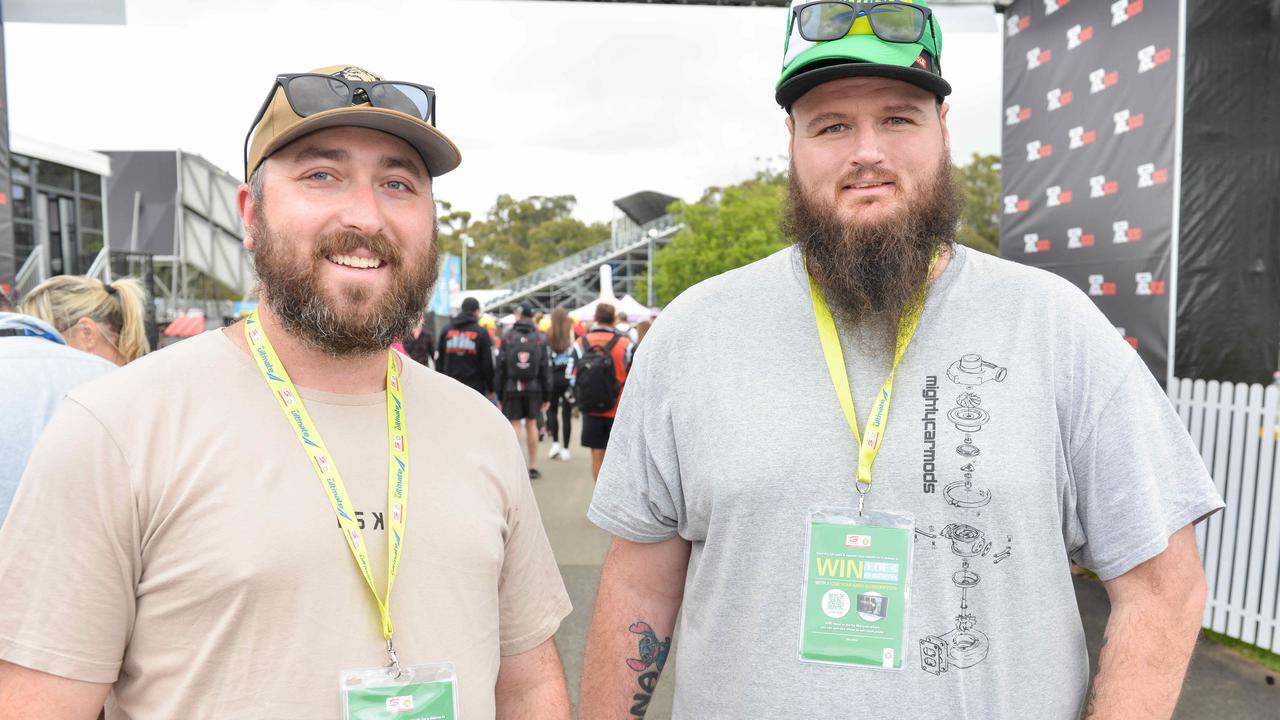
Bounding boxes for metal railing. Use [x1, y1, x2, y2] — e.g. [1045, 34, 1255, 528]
[13, 245, 47, 300]
[488, 217, 680, 304]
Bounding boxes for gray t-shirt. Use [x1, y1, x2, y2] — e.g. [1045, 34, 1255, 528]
[588, 245, 1223, 719]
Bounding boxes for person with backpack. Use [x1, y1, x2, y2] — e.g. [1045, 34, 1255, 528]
[546, 307, 576, 462]
[570, 302, 632, 481]
[497, 304, 553, 478]
[435, 296, 494, 399]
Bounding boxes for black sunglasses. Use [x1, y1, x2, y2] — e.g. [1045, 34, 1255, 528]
[792, 1, 935, 45]
[243, 73, 437, 179]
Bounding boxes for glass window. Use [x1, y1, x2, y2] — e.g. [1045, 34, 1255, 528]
[13, 163, 30, 187]
[13, 221, 34, 268]
[79, 197, 103, 230]
[36, 160, 75, 191]
[80, 230, 104, 270]
[12, 183, 30, 219]
[77, 170, 102, 197]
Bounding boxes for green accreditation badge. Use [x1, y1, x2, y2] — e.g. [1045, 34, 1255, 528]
[799, 508, 914, 670]
[341, 663, 458, 719]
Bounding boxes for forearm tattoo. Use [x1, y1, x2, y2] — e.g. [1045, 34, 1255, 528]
[626, 621, 671, 719]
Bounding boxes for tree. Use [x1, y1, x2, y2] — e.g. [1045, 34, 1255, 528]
[952, 153, 1001, 256]
[652, 170, 790, 305]
[458, 194, 609, 288]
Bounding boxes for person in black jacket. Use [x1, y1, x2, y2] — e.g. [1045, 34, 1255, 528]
[435, 297, 494, 398]
[496, 303, 553, 479]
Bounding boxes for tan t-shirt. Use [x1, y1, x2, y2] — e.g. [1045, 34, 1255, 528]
[0, 329, 571, 718]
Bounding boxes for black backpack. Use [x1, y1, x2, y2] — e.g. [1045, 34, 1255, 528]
[505, 327, 543, 383]
[574, 333, 623, 413]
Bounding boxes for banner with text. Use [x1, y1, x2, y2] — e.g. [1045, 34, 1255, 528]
[1000, 0, 1178, 379]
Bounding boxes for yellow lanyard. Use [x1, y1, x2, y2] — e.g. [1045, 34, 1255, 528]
[244, 310, 409, 652]
[808, 250, 939, 509]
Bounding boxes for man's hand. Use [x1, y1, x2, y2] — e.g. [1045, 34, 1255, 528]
[541, 402, 551, 413]
[580, 535, 691, 719]
[0, 661, 109, 720]
[495, 636, 570, 720]
[1085, 524, 1206, 719]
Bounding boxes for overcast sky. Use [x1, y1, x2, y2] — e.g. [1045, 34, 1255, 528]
[7, 0, 1003, 224]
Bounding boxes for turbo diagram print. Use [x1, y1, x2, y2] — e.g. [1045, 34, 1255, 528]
[916, 353, 1014, 677]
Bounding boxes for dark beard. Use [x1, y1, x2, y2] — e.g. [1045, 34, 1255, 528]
[251, 212, 438, 358]
[783, 156, 963, 352]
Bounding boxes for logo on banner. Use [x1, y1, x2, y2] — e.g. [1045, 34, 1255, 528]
[1047, 88, 1073, 111]
[1023, 233, 1051, 253]
[1005, 105, 1033, 126]
[1067, 227, 1095, 248]
[249, 327, 262, 346]
[1003, 194, 1031, 214]
[1135, 272, 1167, 295]
[1027, 47, 1052, 70]
[1116, 327, 1140, 350]
[1088, 275, 1118, 296]
[1045, 0, 1070, 15]
[1089, 175, 1120, 198]
[1067, 23, 1094, 49]
[315, 455, 332, 474]
[1006, 13, 1030, 37]
[1046, 186, 1073, 207]
[1069, 126, 1097, 149]
[393, 433, 404, 452]
[1137, 163, 1170, 188]
[348, 528, 362, 550]
[1112, 220, 1144, 243]
[278, 389, 296, 407]
[1113, 109, 1144, 134]
[1089, 68, 1120, 94]
[1026, 140, 1053, 161]
[1138, 45, 1173, 73]
[1112, 0, 1144, 26]
[392, 502, 404, 525]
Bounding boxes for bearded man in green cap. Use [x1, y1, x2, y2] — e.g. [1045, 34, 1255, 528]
[580, 3, 1221, 718]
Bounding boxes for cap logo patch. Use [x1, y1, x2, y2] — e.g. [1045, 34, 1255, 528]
[334, 66, 378, 82]
[914, 54, 928, 69]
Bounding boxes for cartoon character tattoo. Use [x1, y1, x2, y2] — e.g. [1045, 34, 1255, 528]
[626, 621, 671, 672]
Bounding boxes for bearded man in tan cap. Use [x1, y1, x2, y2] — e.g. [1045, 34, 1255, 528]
[0, 65, 572, 719]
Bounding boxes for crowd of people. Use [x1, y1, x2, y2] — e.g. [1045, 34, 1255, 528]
[0, 5, 1226, 717]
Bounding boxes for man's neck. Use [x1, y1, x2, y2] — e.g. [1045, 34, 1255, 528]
[225, 305, 390, 394]
[929, 243, 954, 284]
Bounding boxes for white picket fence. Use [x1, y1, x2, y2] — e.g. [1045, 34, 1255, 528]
[1168, 378, 1280, 652]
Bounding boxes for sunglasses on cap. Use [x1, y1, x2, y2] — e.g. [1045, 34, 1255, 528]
[793, 1, 935, 45]
[242, 73, 437, 178]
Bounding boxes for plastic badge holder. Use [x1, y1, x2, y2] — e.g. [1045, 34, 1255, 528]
[341, 662, 459, 719]
[798, 507, 915, 670]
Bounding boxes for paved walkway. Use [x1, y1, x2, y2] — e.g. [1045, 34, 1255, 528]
[531, 426, 1277, 719]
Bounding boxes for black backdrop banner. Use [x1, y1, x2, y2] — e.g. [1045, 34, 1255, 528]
[1000, 0, 1179, 382]
[1176, 1, 1280, 385]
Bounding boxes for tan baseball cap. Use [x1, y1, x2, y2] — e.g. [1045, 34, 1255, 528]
[245, 64, 461, 179]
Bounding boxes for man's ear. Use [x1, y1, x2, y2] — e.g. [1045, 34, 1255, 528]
[939, 101, 951, 155]
[785, 114, 796, 159]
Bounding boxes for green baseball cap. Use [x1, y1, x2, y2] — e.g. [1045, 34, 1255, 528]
[776, 0, 952, 110]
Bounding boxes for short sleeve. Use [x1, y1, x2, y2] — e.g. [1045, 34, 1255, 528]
[497, 438, 571, 656]
[0, 399, 140, 682]
[588, 321, 686, 543]
[1068, 356, 1224, 581]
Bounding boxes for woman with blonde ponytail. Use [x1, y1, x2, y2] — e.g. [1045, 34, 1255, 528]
[19, 275, 150, 365]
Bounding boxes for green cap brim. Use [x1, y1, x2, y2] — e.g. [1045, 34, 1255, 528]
[776, 34, 950, 109]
